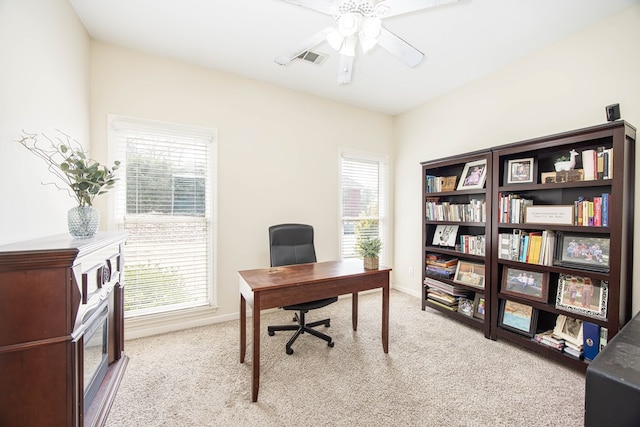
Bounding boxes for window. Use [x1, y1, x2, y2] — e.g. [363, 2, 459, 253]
[109, 115, 216, 317]
[339, 150, 388, 263]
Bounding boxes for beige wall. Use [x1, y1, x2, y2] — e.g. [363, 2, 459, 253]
[393, 6, 640, 313]
[0, 0, 91, 244]
[90, 42, 394, 335]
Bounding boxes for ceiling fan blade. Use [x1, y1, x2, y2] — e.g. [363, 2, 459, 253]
[378, 0, 460, 18]
[376, 27, 424, 67]
[281, 0, 336, 15]
[337, 55, 353, 84]
[274, 27, 334, 65]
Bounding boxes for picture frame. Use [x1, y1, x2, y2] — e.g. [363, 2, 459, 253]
[498, 299, 538, 337]
[473, 293, 485, 320]
[457, 298, 474, 317]
[554, 233, 610, 272]
[506, 157, 535, 184]
[440, 176, 457, 192]
[555, 274, 608, 320]
[431, 224, 459, 247]
[457, 159, 487, 190]
[553, 314, 583, 347]
[501, 267, 549, 303]
[453, 261, 485, 289]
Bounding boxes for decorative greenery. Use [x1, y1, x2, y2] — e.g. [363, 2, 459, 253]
[356, 236, 382, 259]
[555, 155, 570, 162]
[18, 130, 121, 207]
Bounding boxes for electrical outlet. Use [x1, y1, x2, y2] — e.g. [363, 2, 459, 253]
[408, 267, 414, 277]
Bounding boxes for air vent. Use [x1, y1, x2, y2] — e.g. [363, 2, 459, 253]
[297, 50, 327, 65]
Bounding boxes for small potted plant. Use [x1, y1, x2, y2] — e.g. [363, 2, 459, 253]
[356, 236, 382, 270]
[18, 130, 121, 239]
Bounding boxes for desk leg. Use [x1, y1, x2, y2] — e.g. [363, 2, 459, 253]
[251, 296, 261, 402]
[382, 284, 389, 353]
[240, 295, 246, 363]
[352, 292, 358, 331]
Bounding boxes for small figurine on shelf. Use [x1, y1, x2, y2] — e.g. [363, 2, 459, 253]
[555, 149, 578, 172]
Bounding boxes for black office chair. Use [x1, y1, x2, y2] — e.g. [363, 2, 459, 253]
[267, 224, 337, 355]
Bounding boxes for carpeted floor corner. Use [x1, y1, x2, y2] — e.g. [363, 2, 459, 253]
[106, 290, 585, 426]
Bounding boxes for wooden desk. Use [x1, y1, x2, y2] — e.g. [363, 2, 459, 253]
[238, 259, 391, 402]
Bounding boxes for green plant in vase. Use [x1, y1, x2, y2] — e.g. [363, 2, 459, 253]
[18, 130, 121, 238]
[356, 236, 382, 270]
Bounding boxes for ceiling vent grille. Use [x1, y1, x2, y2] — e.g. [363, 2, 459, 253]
[297, 50, 327, 65]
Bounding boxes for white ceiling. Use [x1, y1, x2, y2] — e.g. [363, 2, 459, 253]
[68, 0, 639, 115]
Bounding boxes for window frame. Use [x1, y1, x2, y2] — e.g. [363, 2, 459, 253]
[338, 149, 389, 265]
[108, 114, 218, 336]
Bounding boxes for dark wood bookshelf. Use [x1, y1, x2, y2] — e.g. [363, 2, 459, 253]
[421, 121, 635, 371]
[422, 151, 492, 339]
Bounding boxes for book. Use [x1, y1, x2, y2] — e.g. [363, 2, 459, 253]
[427, 298, 458, 311]
[597, 146, 605, 179]
[583, 321, 601, 361]
[563, 345, 583, 359]
[599, 327, 608, 352]
[602, 193, 609, 227]
[582, 149, 596, 181]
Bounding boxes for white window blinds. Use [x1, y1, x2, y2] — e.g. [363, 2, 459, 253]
[109, 115, 216, 316]
[340, 150, 388, 263]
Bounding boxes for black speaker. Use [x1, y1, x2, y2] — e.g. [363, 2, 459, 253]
[606, 104, 620, 122]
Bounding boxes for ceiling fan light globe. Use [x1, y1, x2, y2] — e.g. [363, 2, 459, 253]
[337, 13, 360, 37]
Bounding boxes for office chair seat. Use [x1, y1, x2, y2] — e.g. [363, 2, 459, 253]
[267, 224, 337, 355]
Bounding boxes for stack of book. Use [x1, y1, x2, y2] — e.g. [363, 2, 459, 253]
[425, 253, 458, 279]
[424, 276, 470, 311]
[563, 341, 583, 359]
[534, 330, 565, 351]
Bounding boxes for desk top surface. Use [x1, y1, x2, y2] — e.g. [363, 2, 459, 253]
[238, 259, 391, 291]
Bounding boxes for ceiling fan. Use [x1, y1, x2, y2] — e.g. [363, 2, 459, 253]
[275, 0, 460, 84]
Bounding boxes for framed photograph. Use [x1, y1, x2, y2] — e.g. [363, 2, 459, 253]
[457, 159, 487, 190]
[453, 261, 485, 289]
[501, 267, 549, 303]
[554, 233, 610, 272]
[473, 293, 486, 320]
[555, 274, 608, 320]
[432, 224, 459, 247]
[457, 298, 474, 317]
[440, 176, 457, 192]
[498, 299, 538, 337]
[506, 157, 535, 184]
[553, 315, 583, 347]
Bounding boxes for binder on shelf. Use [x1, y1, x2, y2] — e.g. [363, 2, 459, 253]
[583, 322, 601, 361]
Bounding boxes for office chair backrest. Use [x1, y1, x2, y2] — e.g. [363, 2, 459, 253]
[269, 224, 317, 267]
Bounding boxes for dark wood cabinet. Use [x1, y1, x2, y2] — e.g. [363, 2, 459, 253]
[0, 231, 128, 427]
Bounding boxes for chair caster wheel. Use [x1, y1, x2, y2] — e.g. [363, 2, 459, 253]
[268, 330, 275, 336]
[325, 321, 331, 328]
[328, 341, 334, 348]
[286, 348, 294, 355]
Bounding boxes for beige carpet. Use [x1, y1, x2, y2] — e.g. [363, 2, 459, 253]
[106, 290, 585, 426]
